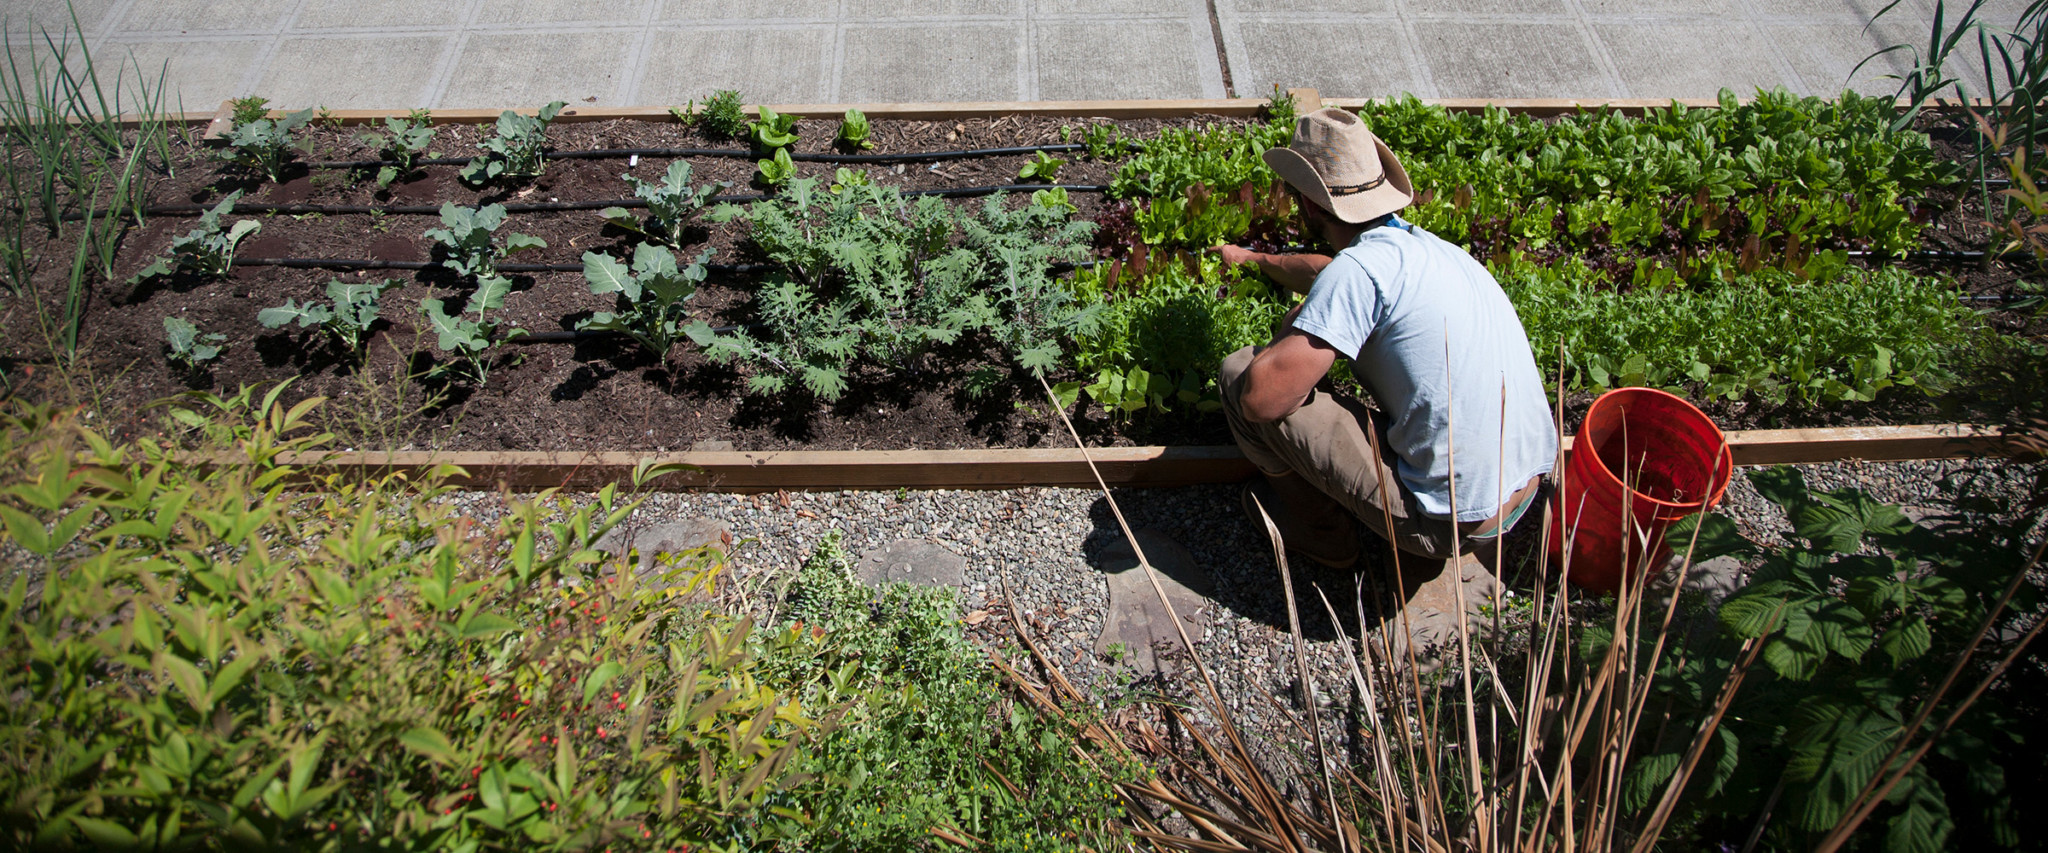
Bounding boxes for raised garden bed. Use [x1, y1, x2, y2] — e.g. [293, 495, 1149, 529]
[3, 90, 2039, 459]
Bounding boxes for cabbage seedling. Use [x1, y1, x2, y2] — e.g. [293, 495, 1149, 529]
[837, 108, 873, 150]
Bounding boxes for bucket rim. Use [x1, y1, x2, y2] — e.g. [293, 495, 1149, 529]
[1576, 386, 1734, 511]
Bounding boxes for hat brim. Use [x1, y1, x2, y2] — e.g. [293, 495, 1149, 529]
[1262, 136, 1414, 224]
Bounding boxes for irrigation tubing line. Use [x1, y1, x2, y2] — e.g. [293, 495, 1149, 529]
[230, 256, 1102, 274]
[70, 184, 1110, 221]
[302, 143, 1092, 171]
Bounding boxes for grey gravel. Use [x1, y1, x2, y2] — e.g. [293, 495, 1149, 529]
[444, 456, 2042, 765]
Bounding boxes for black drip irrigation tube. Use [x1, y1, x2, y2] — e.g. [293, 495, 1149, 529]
[303, 143, 1093, 171]
[94, 184, 1110, 221]
[230, 256, 1101, 275]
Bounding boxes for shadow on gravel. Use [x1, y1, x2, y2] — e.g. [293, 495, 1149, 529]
[1080, 485, 1555, 646]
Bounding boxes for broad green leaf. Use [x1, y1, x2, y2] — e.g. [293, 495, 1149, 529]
[70, 817, 139, 847]
[462, 612, 518, 639]
[584, 661, 626, 704]
[398, 726, 458, 766]
[599, 207, 643, 232]
[582, 251, 635, 299]
[473, 274, 514, 312]
[159, 652, 212, 714]
[1747, 465, 1808, 511]
[505, 232, 546, 254]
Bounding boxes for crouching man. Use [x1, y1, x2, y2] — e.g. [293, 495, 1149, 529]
[1213, 108, 1556, 570]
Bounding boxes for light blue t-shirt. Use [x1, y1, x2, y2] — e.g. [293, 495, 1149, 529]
[1291, 218, 1558, 522]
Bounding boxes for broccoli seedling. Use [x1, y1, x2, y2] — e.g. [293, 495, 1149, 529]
[358, 110, 436, 188]
[460, 101, 565, 185]
[163, 316, 228, 372]
[599, 161, 725, 243]
[577, 243, 716, 362]
[130, 191, 260, 283]
[257, 278, 400, 362]
[220, 106, 314, 183]
[424, 202, 545, 280]
[420, 274, 520, 384]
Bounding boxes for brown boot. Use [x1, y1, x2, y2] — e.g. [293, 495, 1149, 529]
[1242, 473, 1361, 570]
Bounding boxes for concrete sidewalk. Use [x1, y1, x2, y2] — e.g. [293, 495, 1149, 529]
[0, 0, 2028, 111]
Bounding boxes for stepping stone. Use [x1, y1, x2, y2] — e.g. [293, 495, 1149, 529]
[1095, 529, 1212, 674]
[857, 539, 966, 588]
[594, 518, 731, 574]
[1378, 552, 1498, 674]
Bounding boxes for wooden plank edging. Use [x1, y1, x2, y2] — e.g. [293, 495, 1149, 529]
[180, 424, 2010, 493]
[192, 91, 1985, 136]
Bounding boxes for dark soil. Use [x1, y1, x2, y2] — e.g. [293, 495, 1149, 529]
[2, 109, 2040, 453]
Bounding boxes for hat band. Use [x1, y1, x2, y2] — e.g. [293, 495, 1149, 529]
[1327, 173, 1386, 196]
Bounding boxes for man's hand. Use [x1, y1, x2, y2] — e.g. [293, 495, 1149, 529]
[1206, 244, 1333, 295]
[1208, 244, 1260, 267]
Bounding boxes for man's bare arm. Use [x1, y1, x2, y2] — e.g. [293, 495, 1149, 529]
[1208, 245, 1333, 295]
[1239, 318, 1340, 423]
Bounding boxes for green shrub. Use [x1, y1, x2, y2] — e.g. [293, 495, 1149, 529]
[0, 388, 816, 850]
[1621, 468, 2044, 851]
[772, 533, 1135, 851]
[0, 389, 1135, 851]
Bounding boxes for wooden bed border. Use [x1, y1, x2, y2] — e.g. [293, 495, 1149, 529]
[183, 424, 2011, 493]
[183, 90, 1990, 138]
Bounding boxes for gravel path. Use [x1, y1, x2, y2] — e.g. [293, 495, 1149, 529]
[451, 455, 2041, 769]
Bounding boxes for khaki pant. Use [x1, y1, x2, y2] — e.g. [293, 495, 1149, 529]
[1220, 346, 1508, 561]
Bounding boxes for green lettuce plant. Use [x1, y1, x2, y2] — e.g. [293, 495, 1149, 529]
[751, 105, 798, 151]
[836, 107, 872, 150]
[755, 147, 795, 188]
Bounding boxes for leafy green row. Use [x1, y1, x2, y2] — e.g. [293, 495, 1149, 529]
[1111, 89, 1946, 265]
[1056, 255, 1983, 416]
[1503, 259, 1984, 405]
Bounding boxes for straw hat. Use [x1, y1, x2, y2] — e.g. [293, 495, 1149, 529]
[1262, 108, 1414, 224]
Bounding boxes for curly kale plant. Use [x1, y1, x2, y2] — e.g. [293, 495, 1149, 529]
[599, 161, 724, 243]
[460, 101, 565, 185]
[578, 243, 715, 362]
[699, 179, 1094, 399]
